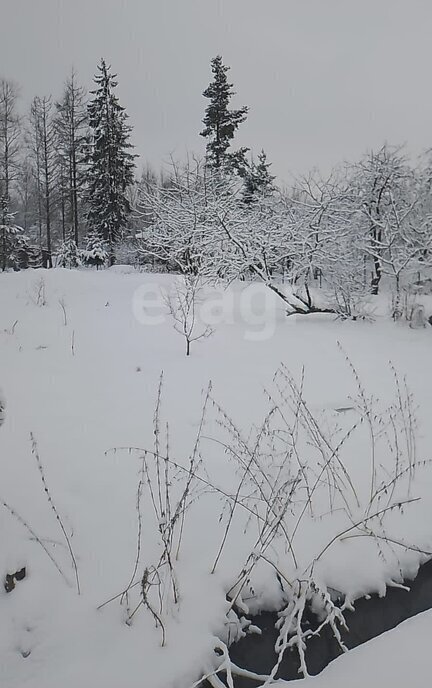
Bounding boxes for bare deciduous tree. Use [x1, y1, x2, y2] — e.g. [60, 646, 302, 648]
[165, 275, 214, 356]
[0, 79, 21, 270]
[28, 96, 58, 266]
[54, 69, 89, 246]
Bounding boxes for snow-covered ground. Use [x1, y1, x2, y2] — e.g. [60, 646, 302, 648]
[284, 608, 432, 688]
[1, 267, 432, 688]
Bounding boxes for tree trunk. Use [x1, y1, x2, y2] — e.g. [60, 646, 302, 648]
[1, 199, 6, 272]
[371, 254, 382, 295]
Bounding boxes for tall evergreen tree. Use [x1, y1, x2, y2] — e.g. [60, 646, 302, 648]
[86, 59, 135, 263]
[0, 195, 24, 271]
[242, 149, 275, 203]
[200, 56, 248, 172]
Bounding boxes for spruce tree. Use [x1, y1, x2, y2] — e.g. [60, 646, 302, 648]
[82, 232, 108, 269]
[58, 236, 81, 269]
[0, 195, 23, 271]
[86, 59, 135, 264]
[242, 149, 275, 203]
[200, 56, 248, 172]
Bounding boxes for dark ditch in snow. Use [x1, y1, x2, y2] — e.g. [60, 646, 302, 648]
[203, 558, 432, 687]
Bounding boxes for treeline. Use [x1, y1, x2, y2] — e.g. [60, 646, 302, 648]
[0, 59, 134, 270]
[0, 55, 256, 269]
[1, 55, 432, 321]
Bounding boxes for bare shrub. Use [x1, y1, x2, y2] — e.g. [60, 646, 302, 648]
[30, 433, 80, 594]
[104, 362, 429, 679]
[59, 298, 68, 326]
[0, 387, 5, 428]
[0, 429, 79, 591]
[164, 275, 214, 356]
[198, 357, 428, 683]
[100, 375, 211, 645]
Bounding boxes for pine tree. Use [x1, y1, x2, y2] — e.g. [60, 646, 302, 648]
[242, 150, 275, 203]
[200, 56, 248, 172]
[86, 59, 135, 264]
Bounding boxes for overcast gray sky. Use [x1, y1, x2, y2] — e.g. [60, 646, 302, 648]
[1, 0, 432, 183]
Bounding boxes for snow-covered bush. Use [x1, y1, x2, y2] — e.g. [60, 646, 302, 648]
[188, 361, 426, 683]
[101, 375, 208, 645]
[322, 233, 371, 319]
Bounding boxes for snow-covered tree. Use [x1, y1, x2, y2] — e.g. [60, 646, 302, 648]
[86, 59, 136, 264]
[350, 145, 408, 294]
[347, 146, 432, 314]
[242, 149, 275, 203]
[57, 236, 81, 268]
[0, 195, 24, 271]
[318, 220, 370, 319]
[138, 160, 336, 316]
[81, 232, 108, 269]
[200, 56, 248, 172]
[137, 159, 230, 277]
